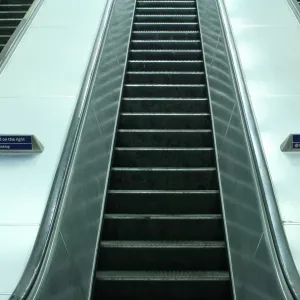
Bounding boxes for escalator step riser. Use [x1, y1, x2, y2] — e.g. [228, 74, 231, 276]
[122, 99, 209, 113]
[137, 1, 197, 8]
[0, 35, 10, 44]
[129, 49, 202, 60]
[136, 8, 197, 14]
[131, 40, 201, 50]
[116, 130, 213, 147]
[132, 31, 200, 40]
[110, 169, 218, 190]
[106, 191, 221, 214]
[124, 84, 207, 98]
[135, 15, 198, 22]
[0, 19, 21, 26]
[126, 71, 205, 84]
[118, 114, 211, 129]
[98, 244, 228, 271]
[114, 148, 215, 167]
[102, 216, 224, 240]
[95, 276, 231, 300]
[0, 26, 17, 35]
[128, 60, 203, 72]
[0, 11, 26, 18]
[133, 22, 199, 31]
[0, 4, 31, 11]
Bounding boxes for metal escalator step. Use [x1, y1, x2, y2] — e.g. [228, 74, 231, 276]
[106, 190, 221, 214]
[113, 147, 215, 167]
[137, 1, 197, 8]
[0, 34, 10, 44]
[129, 49, 202, 60]
[136, 8, 197, 14]
[131, 39, 201, 49]
[116, 129, 213, 147]
[110, 167, 218, 190]
[0, 19, 22, 26]
[124, 84, 206, 97]
[0, 11, 26, 18]
[95, 271, 231, 300]
[0, 26, 17, 35]
[132, 30, 200, 40]
[99, 241, 227, 271]
[135, 15, 198, 22]
[126, 71, 205, 83]
[133, 22, 199, 31]
[122, 98, 209, 112]
[118, 113, 211, 129]
[128, 60, 203, 71]
[102, 214, 224, 240]
[0, 4, 31, 11]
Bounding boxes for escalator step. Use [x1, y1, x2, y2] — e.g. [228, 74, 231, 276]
[137, 1, 197, 8]
[113, 147, 215, 167]
[106, 190, 221, 214]
[99, 241, 228, 271]
[110, 167, 218, 190]
[116, 129, 213, 147]
[95, 271, 231, 300]
[102, 214, 224, 240]
[133, 22, 199, 31]
[122, 98, 209, 112]
[126, 71, 205, 83]
[131, 31, 201, 40]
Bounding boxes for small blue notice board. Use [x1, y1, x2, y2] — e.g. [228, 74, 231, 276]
[0, 135, 43, 153]
[0, 136, 33, 151]
[292, 134, 300, 149]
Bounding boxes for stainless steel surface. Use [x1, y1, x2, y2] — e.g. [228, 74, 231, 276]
[0, 0, 44, 74]
[17, 1, 135, 299]
[202, 0, 300, 299]
[9, 0, 117, 299]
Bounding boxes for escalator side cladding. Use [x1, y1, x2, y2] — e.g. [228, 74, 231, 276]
[93, 0, 233, 299]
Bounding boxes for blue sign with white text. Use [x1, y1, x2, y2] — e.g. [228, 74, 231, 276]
[0, 136, 33, 151]
[292, 134, 300, 149]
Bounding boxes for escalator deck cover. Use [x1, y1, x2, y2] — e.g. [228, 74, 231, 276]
[93, 0, 233, 299]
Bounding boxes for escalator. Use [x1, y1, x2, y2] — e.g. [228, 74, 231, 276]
[0, 0, 34, 53]
[92, 0, 233, 298]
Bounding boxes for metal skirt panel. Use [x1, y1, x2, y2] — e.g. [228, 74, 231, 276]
[196, 0, 296, 299]
[17, 1, 136, 300]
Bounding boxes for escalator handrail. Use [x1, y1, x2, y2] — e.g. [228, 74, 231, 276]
[0, 0, 45, 74]
[216, 0, 300, 299]
[9, 1, 115, 299]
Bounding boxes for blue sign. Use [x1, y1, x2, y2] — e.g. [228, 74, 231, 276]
[292, 134, 300, 149]
[0, 135, 33, 151]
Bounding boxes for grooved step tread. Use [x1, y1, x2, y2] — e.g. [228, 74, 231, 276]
[101, 240, 226, 248]
[96, 270, 230, 281]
